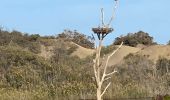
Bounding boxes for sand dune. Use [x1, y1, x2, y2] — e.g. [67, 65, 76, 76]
[39, 39, 170, 66]
[107, 45, 141, 66]
[137, 45, 170, 62]
[71, 42, 95, 58]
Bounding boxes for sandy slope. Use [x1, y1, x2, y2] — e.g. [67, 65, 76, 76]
[107, 45, 141, 66]
[39, 45, 54, 59]
[137, 45, 170, 62]
[38, 39, 170, 66]
[71, 43, 95, 58]
[107, 45, 170, 66]
[39, 40, 95, 59]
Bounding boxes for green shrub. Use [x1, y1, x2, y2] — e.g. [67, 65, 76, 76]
[29, 34, 40, 41]
[114, 31, 156, 47]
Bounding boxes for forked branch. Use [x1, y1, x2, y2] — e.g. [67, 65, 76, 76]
[101, 42, 123, 83]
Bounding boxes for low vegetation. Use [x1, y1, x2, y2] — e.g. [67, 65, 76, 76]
[0, 29, 41, 53]
[0, 29, 96, 99]
[105, 54, 170, 98]
[0, 28, 170, 99]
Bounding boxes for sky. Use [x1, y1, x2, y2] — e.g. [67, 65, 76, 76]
[0, 0, 170, 45]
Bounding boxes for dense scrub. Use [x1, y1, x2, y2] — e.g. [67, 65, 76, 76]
[0, 29, 170, 99]
[0, 46, 52, 88]
[105, 54, 170, 99]
[0, 40, 96, 99]
[0, 29, 41, 53]
[113, 31, 156, 47]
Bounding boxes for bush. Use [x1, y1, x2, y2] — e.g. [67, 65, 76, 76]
[57, 29, 94, 49]
[114, 31, 156, 47]
[29, 34, 40, 41]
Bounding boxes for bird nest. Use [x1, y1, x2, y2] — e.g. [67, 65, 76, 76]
[92, 27, 113, 34]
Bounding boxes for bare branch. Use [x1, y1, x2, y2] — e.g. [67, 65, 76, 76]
[93, 39, 103, 87]
[105, 70, 117, 77]
[107, 0, 119, 27]
[93, 59, 96, 63]
[101, 82, 111, 97]
[104, 77, 111, 81]
[101, 42, 123, 83]
[108, 42, 123, 59]
[93, 60, 97, 82]
[105, 42, 123, 69]
[101, 8, 105, 27]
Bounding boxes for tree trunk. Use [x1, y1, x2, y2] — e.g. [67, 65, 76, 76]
[93, 41, 123, 100]
[97, 86, 102, 100]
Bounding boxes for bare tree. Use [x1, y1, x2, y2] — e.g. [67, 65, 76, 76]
[93, 40, 123, 100]
[92, 1, 121, 99]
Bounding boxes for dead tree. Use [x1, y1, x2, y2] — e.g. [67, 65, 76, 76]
[93, 39, 123, 100]
[92, 0, 122, 100]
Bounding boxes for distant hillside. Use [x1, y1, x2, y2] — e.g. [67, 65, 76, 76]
[71, 42, 94, 58]
[107, 45, 141, 66]
[101, 44, 170, 67]
[137, 45, 170, 62]
[0, 28, 170, 99]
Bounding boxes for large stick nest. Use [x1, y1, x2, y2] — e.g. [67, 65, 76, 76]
[92, 27, 113, 34]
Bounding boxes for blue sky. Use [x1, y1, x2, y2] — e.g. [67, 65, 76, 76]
[0, 0, 170, 45]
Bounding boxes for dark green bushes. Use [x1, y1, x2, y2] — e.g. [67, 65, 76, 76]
[114, 31, 156, 47]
